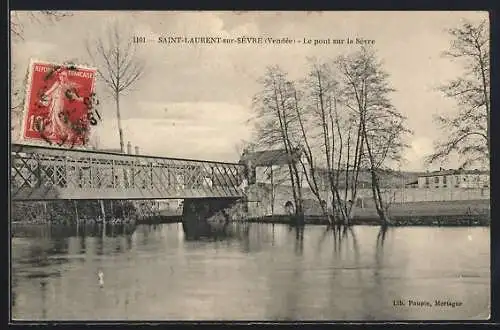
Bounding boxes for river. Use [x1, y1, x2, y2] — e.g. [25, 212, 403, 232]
[11, 223, 490, 321]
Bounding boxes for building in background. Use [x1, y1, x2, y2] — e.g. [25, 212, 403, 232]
[239, 148, 304, 186]
[240, 148, 490, 215]
[414, 168, 490, 189]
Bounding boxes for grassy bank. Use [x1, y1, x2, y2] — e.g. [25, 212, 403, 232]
[248, 199, 490, 226]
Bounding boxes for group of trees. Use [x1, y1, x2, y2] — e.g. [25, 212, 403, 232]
[252, 47, 411, 226]
[11, 12, 145, 153]
[250, 18, 489, 227]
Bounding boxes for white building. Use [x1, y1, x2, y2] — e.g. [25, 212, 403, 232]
[416, 168, 489, 189]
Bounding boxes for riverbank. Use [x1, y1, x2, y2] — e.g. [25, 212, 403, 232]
[11, 199, 490, 227]
[248, 199, 490, 226]
[246, 214, 490, 226]
[10, 200, 168, 225]
[131, 212, 490, 226]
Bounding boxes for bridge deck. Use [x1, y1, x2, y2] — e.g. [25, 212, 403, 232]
[11, 144, 247, 201]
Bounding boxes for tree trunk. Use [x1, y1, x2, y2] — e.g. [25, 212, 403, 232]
[478, 48, 490, 158]
[369, 168, 391, 225]
[270, 167, 275, 215]
[361, 110, 392, 226]
[333, 189, 349, 226]
[115, 93, 124, 153]
[292, 162, 303, 218]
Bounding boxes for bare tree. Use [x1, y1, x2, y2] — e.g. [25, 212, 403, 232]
[252, 65, 304, 219]
[11, 11, 71, 41]
[336, 47, 411, 226]
[293, 59, 367, 226]
[289, 77, 331, 223]
[427, 18, 489, 168]
[290, 62, 340, 225]
[86, 21, 146, 153]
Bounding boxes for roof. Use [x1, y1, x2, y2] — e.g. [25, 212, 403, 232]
[240, 148, 301, 166]
[418, 169, 489, 178]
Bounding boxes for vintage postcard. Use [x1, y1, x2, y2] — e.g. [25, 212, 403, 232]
[10, 11, 490, 322]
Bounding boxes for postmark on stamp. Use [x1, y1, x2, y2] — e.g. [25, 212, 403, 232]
[20, 59, 100, 148]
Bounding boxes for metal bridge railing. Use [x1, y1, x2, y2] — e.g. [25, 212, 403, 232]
[11, 144, 247, 201]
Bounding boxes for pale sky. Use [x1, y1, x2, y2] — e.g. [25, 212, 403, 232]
[11, 11, 488, 171]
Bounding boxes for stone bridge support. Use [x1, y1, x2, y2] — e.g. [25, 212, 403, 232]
[182, 198, 242, 240]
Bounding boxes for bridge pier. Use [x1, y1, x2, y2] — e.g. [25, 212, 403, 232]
[182, 198, 240, 240]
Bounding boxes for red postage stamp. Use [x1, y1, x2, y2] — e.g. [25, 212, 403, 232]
[20, 60, 98, 147]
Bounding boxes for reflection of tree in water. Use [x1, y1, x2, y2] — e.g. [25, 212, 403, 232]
[137, 224, 153, 245]
[282, 262, 301, 320]
[316, 225, 388, 320]
[126, 234, 133, 251]
[96, 233, 105, 256]
[294, 226, 304, 256]
[313, 224, 362, 317]
[229, 222, 251, 252]
[274, 226, 305, 320]
[13, 223, 137, 240]
[374, 225, 389, 277]
[40, 279, 47, 319]
[271, 224, 275, 246]
[182, 222, 282, 254]
[316, 225, 360, 260]
[376, 225, 389, 248]
[80, 234, 86, 252]
[71, 224, 135, 255]
[374, 225, 389, 289]
[365, 225, 390, 319]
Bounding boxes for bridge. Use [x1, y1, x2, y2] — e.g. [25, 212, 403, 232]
[11, 143, 247, 201]
[11, 143, 249, 238]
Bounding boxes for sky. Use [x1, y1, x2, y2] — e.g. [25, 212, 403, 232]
[10, 11, 488, 171]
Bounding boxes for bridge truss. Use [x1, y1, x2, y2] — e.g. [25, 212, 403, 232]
[11, 144, 247, 201]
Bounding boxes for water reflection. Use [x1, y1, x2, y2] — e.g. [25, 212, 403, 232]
[11, 223, 490, 321]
